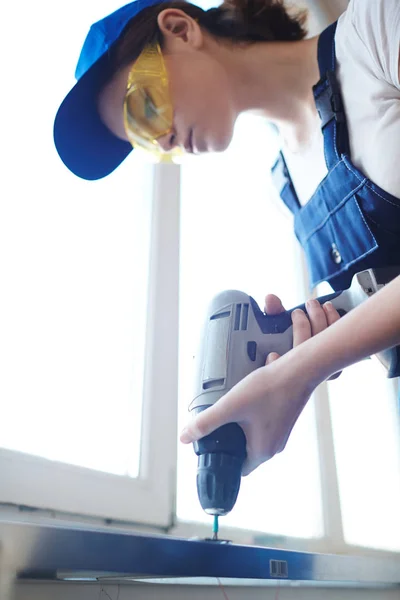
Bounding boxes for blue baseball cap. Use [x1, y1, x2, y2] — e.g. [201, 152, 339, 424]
[54, 0, 166, 180]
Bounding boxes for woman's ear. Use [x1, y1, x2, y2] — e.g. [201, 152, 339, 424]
[157, 9, 203, 50]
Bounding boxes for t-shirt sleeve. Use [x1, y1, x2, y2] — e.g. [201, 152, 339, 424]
[349, 0, 400, 90]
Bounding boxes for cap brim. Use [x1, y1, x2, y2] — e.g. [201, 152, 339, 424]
[54, 53, 133, 181]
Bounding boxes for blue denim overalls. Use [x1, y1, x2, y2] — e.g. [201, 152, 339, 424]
[271, 21, 400, 381]
[271, 21, 400, 292]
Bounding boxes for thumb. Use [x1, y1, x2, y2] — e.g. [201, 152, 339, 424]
[264, 294, 285, 315]
[180, 405, 227, 444]
[265, 352, 280, 365]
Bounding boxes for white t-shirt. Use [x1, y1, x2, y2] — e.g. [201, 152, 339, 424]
[281, 0, 400, 207]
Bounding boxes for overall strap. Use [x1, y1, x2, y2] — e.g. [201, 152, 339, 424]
[271, 151, 301, 213]
[312, 21, 350, 169]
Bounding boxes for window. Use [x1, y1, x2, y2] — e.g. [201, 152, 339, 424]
[175, 124, 400, 551]
[0, 0, 176, 526]
[177, 115, 324, 539]
[328, 362, 400, 551]
[0, 160, 152, 479]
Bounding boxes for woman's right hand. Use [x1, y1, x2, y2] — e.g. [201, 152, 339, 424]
[264, 293, 341, 377]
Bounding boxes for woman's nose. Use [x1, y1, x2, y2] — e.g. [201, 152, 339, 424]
[157, 129, 178, 152]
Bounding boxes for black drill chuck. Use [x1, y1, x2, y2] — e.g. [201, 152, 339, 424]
[193, 415, 247, 516]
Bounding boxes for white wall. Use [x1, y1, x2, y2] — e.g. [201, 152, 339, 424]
[310, 0, 348, 23]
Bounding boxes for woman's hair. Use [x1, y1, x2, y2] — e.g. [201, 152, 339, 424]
[113, 0, 308, 69]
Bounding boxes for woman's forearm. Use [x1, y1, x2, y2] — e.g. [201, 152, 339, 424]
[293, 275, 400, 388]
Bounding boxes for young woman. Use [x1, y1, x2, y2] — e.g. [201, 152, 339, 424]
[54, 0, 400, 475]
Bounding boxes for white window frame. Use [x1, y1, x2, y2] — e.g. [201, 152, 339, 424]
[0, 164, 180, 528]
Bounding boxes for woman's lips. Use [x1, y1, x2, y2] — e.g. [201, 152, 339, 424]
[184, 129, 207, 154]
[184, 129, 194, 153]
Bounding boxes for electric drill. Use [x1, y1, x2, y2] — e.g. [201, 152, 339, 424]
[189, 267, 400, 518]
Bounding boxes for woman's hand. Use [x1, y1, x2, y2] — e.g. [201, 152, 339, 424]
[180, 294, 341, 476]
[264, 294, 342, 378]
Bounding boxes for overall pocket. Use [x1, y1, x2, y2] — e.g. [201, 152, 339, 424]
[296, 193, 378, 288]
[356, 178, 400, 241]
[294, 159, 379, 289]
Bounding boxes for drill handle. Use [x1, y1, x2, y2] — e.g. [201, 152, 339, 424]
[248, 291, 344, 336]
[250, 286, 400, 378]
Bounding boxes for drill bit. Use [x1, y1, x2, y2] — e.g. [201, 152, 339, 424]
[212, 515, 219, 540]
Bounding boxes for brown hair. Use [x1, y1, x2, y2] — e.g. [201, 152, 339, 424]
[113, 0, 308, 69]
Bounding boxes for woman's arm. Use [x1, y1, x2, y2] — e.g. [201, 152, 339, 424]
[180, 275, 400, 475]
[296, 274, 400, 386]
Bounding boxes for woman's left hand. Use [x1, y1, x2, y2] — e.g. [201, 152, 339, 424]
[180, 295, 340, 476]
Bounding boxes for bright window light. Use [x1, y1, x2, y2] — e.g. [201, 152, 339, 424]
[177, 115, 324, 538]
[0, 1, 152, 477]
[328, 361, 400, 551]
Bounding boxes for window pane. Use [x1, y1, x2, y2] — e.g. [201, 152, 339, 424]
[0, 1, 152, 477]
[328, 361, 400, 551]
[177, 116, 324, 538]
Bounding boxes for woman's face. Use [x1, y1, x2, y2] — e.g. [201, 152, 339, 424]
[159, 47, 236, 154]
[97, 9, 237, 156]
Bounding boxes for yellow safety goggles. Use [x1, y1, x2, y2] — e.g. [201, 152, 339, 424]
[123, 43, 183, 162]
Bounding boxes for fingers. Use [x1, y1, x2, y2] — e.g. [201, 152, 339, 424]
[264, 294, 285, 315]
[292, 299, 341, 346]
[291, 309, 311, 346]
[241, 424, 273, 476]
[180, 404, 228, 444]
[323, 303, 341, 383]
[305, 299, 341, 336]
[265, 352, 280, 365]
[305, 299, 328, 336]
[241, 409, 300, 477]
[242, 457, 262, 477]
[264, 295, 285, 367]
[322, 301, 341, 326]
[241, 419, 293, 476]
